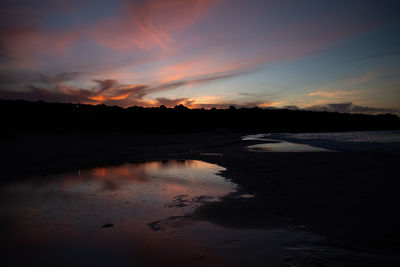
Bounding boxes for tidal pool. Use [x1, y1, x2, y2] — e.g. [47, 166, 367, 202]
[247, 141, 333, 152]
[243, 134, 334, 152]
[0, 160, 327, 266]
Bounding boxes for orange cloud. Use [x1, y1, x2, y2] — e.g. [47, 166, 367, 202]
[258, 101, 283, 107]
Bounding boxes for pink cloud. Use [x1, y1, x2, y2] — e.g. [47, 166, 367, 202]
[0, 26, 47, 67]
[349, 73, 376, 85]
[87, 0, 221, 51]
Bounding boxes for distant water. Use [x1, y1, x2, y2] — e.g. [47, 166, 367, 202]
[243, 131, 400, 152]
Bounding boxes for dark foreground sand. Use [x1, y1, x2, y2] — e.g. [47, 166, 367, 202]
[1, 132, 400, 266]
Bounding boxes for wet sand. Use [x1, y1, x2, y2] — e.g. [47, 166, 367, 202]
[1, 132, 400, 266]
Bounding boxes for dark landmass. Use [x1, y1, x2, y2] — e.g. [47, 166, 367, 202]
[1, 99, 399, 135]
[1, 99, 400, 266]
[1, 132, 400, 266]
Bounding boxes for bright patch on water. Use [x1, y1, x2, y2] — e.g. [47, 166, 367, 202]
[243, 134, 333, 152]
[0, 160, 237, 266]
[243, 131, 400, 151]
[0, 160, 351, 266]
[248, 141, 333, 152]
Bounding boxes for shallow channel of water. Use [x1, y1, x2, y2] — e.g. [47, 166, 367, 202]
[0, 160, 325, 266]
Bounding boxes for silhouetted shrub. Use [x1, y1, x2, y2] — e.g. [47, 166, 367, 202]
[0, 99, 399, 134]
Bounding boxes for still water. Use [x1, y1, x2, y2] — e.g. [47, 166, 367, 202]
[243, 134, 333, 152]
[247, 141, 333, 152]
[243, 130, 400, 152]
[0, 160, 320, 266]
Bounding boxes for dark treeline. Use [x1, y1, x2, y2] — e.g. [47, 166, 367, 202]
[1, 99, 399, 134]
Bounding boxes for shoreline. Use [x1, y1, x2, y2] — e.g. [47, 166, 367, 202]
[1, 132, 400, 265]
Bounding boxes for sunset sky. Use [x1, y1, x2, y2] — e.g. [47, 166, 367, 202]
[1, 0, 399, 113]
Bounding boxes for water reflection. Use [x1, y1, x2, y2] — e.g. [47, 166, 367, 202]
[243, 131, 400, 151]
[248, 141, 333, 152]
[243, 134, 334, 152]
[0, 160, 238, 266]
[0, 160, 337, 266]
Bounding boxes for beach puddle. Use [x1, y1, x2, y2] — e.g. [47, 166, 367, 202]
[248, 141, 333, 152]
[243, 134, 334, 152]
[0, 160, 330, 266]
[242, 133, 276, 141]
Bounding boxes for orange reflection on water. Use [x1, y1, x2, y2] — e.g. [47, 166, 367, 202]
[0, 160, 236, 266]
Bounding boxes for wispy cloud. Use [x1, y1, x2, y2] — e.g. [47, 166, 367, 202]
[357, 48, 400, 61]
[87, 0, 221, 51]
[308, 90, 356, 98]
[349, 73, 376, 86]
